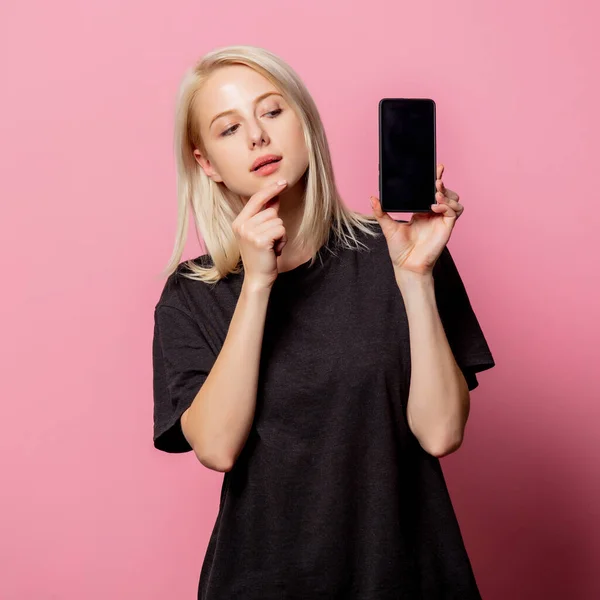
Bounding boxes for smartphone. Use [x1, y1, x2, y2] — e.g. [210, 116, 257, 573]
[378, 98, 436, 213]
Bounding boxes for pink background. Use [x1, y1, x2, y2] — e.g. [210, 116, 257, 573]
[1, 0, 599, 598]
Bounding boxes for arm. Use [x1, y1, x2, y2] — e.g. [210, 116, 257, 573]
[181, 280, 271, 472]
[396, 270, 470, 458]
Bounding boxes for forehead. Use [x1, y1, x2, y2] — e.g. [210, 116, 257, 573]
[197, 65, 279, 121]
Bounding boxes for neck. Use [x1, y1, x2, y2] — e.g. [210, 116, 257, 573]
[275, 176, 317, 271]
[276, 177, 305, 246]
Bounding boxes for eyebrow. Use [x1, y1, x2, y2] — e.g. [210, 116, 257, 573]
[209, 92, 283, 130]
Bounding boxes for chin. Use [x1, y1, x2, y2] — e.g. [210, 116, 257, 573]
[273, 163, 308, 190]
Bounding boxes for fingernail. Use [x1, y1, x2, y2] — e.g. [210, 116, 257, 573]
[277, 179, 287, 186]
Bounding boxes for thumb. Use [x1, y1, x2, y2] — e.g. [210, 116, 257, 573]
[370, 196, 397, 236]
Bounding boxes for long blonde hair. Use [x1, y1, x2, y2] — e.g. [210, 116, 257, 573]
[162, 45, 380, 284]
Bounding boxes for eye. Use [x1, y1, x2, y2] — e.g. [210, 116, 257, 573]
[220, 124, 239, 137]
[220, 109, 283, 137]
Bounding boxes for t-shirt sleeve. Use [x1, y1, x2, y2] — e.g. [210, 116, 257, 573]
[152, 303, 216, 453]
[432, 245, 496, 391]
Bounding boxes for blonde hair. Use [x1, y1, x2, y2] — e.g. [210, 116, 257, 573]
[161, 44, 380, 284]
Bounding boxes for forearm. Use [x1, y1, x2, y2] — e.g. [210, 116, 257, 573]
[396, 270, 470, 457]
[181, 280, 271, 471]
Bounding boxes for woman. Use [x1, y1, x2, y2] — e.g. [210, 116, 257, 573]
[152, 44, 496, 599]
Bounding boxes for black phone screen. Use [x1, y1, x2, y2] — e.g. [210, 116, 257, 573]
[379, 98, 436, 213]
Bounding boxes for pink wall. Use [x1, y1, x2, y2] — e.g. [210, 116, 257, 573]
[1, 0, 599, 598]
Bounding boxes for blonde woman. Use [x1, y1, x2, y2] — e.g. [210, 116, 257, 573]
[152, 45, 495, 599]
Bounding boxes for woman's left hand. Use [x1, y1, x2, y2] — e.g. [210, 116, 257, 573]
[371, 164, 464, 276]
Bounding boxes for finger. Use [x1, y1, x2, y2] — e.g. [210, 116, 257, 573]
[274, 231, 288, 256]
[435, 192, 463, 217]
[431, 202, 457, 218]
[239, 180, 288, 221]
[248, 205, 280, 227]
[435, 191, 453, 204]
[436, 179, 460, 202]
[258, 222, 288, 255]
[253, 215, 284, 236]
[437, 163, 444, 180]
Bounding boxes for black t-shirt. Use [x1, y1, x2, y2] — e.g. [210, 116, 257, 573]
[152, 221, 496, 599]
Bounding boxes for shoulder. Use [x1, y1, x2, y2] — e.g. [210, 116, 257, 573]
[154, 253, 215, 314]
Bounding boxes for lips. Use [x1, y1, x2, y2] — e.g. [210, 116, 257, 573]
[251, 155, 282, 171]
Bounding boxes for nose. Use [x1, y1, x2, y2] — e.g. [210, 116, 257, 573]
[249, 120, 269, 147]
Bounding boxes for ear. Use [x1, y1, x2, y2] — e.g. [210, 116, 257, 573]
[193, 149, 224, 183]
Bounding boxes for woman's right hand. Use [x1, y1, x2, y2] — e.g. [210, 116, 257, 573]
[232, 179, 289, 290]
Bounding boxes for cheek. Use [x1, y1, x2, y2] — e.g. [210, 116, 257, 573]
[213, 150, 260, 196]
[210, 148, 246, 180]
[284, 121, 309, 163]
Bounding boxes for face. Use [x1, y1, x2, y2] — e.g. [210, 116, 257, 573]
[192, 65, 309, 201]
